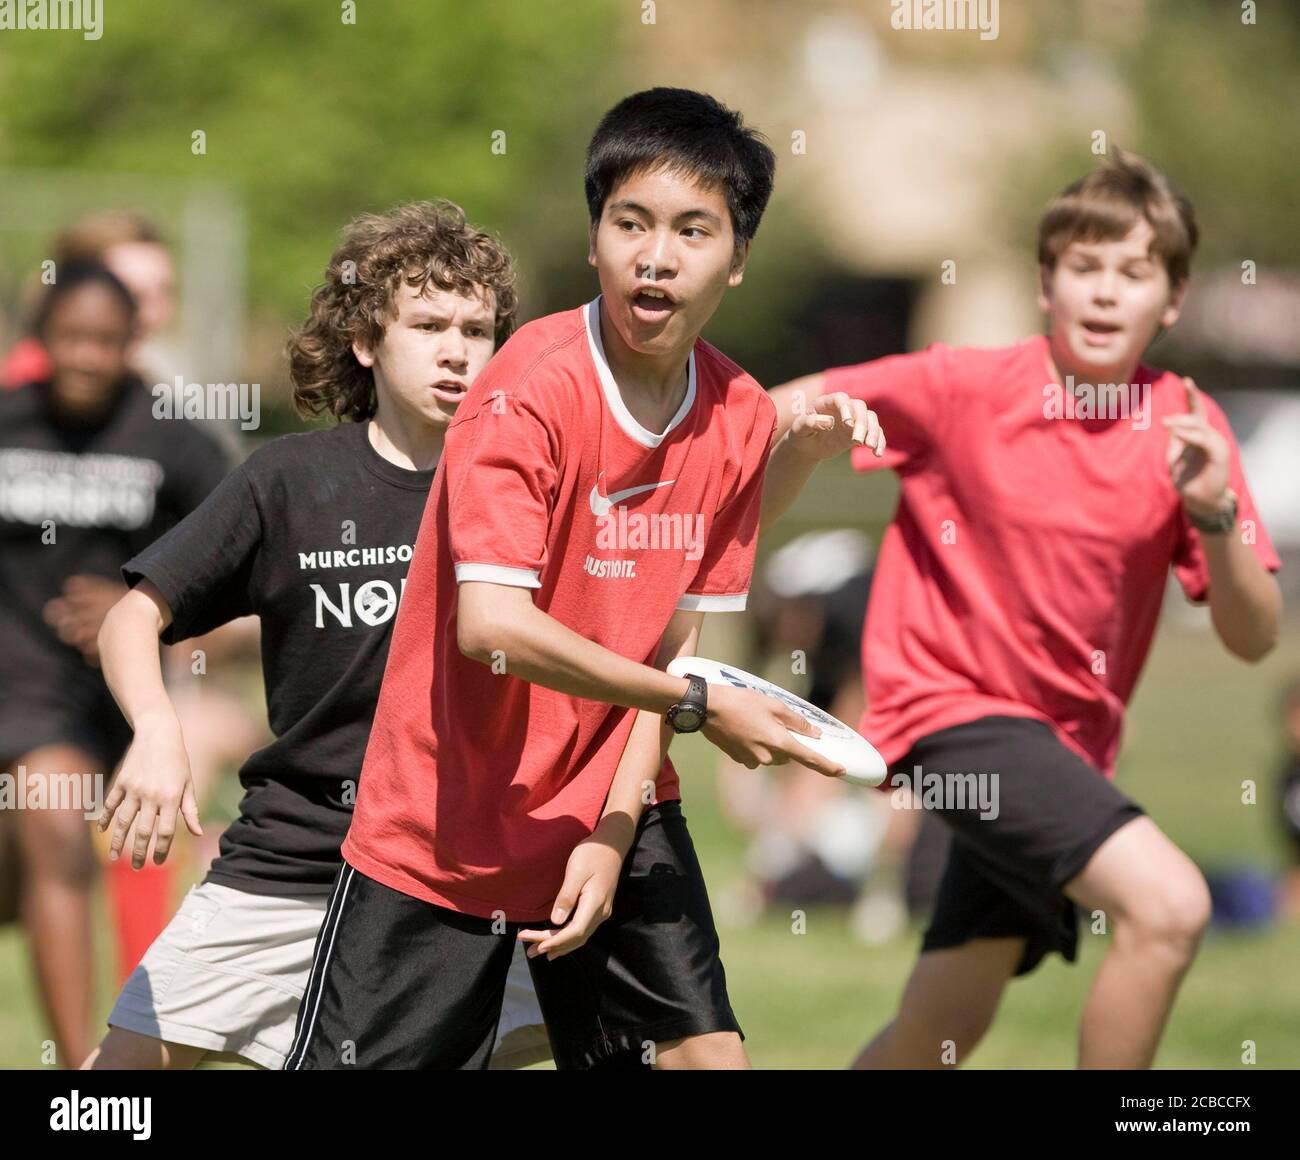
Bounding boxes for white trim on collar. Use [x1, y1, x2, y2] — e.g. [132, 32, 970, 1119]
[584, 297, 696, 448]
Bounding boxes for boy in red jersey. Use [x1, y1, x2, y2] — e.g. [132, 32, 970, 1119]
[287, 88, 882, 1071]
[765, 150, 1281, 1069]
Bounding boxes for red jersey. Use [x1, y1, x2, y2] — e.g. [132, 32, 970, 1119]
[828, 335, 1280, 777]
[343, 299, 776, 920]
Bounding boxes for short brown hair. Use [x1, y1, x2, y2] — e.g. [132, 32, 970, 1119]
[55, 210, 164, 263]
[289, 200, 517, 423]
[1038, 149, 1198, 286]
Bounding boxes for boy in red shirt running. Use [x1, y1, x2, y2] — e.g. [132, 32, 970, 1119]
[286, 88, 882, 1071]
[765, 150, 1281, 1069]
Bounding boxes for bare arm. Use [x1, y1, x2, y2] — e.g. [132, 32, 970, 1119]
[760, 376, 885, 527]
[600, 608, 704, 844]
[1200, 527, 1281, 661]
[457, 582, 844, 778]
[1163, 378, 1281, 662]
[519, 609, 703, 959]
[768, 373, 828, 445]
[96, 581, 202, 867]
[458, 582, 689, 713]
[99, 580, 174, 728]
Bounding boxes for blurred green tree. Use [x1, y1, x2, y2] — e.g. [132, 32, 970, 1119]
[0, 0, 619, 323]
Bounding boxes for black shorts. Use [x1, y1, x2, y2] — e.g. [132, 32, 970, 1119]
[0, 683, 132, 773]
[284, 800, 742, 1070]
[892, 716, 1145, 977]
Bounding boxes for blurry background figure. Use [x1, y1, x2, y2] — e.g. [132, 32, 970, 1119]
[714, 528, 949, 944]
[1, 211, 267, 988]
[1199, 676, 1300, 931]
[0, 263, 229, 1065]
[1277, 677, 1300, 921]
[3, 211, 177, 391]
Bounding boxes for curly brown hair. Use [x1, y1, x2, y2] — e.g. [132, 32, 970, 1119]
[289, 200, 518, 422]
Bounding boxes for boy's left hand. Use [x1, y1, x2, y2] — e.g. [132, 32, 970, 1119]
[1162, 377, 1231, 518]
[787, 391, 885, 461]
[517, 819, 629, 961]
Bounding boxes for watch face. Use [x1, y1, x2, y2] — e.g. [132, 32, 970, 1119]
[671, 706, 704, 732]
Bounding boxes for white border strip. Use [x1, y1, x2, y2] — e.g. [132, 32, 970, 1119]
[454, 562, 543, 589]
[285, 864, 356, 1070]
[583, 297, 696, 448]
[676, 591, 748, 612]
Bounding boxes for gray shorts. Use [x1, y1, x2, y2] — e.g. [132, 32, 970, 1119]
[108, 881, 549, 1069]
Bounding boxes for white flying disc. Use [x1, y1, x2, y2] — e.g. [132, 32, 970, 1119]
[666, 656, 887, 787]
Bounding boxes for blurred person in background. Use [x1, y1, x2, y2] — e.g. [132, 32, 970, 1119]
[715, 529, 948, 942]
[3, 210, 267, 985]
[3, 211, 176, 390]
[0, 262, 229, 1065]
[1277, 677, 1300, 921]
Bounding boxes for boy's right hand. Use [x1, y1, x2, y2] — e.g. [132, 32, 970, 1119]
[97, 711, 203, 869]
[700, 684, 845, 779]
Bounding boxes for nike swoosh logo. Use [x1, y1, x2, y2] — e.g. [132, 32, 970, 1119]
[589, 475, 676, 517]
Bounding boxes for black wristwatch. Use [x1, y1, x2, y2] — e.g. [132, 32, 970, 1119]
[666, 674, 709, 734]
[1187, 489, 1238, 536]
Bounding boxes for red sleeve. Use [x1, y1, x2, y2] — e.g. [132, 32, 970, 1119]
[822, 345, 946, 474]
[677, 392, 776, 613]
[447, 394, 560, 589]
[2, 338, 52, 390]
[1172, 394, 1281, 603]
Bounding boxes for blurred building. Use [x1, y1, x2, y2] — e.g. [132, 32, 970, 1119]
[622, 0, 1299, 548]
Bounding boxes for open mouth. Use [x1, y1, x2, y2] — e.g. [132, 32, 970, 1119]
[631, 286, 677, 321]
[1081, 320, 1122, 339]
[429, 381, 468, 403]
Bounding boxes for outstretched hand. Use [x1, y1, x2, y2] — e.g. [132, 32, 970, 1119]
[787, 391, 885, 462]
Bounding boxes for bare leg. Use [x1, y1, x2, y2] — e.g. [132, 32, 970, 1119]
[14, 744, 103, 1068]
[1279, 868, 1300, 921]
[82, 1025, 207, 1069]
[654, 1030, 749, 1069]
[1063, 816, 1211, 1068]
[852, 937, 1025, 1068]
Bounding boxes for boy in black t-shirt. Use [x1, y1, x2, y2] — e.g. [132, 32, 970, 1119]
[81, 202, 547, 1070]
[0, 262, 229, 1068]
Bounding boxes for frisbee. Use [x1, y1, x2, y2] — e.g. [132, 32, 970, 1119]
[666, 656, 888, 787]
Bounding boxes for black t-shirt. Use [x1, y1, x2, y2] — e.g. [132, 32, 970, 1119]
[0, 379, 229, 705]
[123, 418, 436, 895]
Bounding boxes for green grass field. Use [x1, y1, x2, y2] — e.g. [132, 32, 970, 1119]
[2, 611, 1298, 1069]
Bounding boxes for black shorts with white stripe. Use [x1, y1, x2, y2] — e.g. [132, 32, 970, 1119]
[284, 801, 743, 1070]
